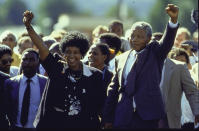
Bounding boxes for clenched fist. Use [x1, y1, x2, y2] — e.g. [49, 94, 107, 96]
[23, 10, 34, 27]
[165, 4, 179, 24]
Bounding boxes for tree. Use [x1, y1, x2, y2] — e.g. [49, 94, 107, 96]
[37, 0, 77, 27]
[0, 0, 28, 25]
[105, 4, 137, 20]
[148, 0, 198, 33]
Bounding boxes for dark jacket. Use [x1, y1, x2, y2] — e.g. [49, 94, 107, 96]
[103, 23, 179, 128]
[0, 71, 10, 128]
[34, 53, 106, 128]
[4, 74, 47, 127]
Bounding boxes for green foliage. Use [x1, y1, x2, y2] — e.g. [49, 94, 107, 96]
[0, 0, 28, 25]
[149, 0, 198, 33]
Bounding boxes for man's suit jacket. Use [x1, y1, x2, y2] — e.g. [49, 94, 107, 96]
[3, 74, 47, 127]
[0, 71, 10, 128]
[103, 23, 179, 128]
[160, 58, 199, 128]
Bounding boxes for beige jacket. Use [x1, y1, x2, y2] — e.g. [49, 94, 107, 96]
[160, 58, 199, 128]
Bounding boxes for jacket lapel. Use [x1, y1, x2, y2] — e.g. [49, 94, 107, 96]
[118, 50, 132, 86]
[37, 74, 46, 96]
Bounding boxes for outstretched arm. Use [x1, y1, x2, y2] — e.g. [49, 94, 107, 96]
[23, 10, 49, 61]
[155, 4, 179, 61]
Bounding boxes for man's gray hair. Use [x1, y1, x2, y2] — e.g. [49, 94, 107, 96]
[131, 21, 152, 38]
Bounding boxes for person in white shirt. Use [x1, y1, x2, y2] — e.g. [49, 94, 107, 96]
[4, 48, 47, 129]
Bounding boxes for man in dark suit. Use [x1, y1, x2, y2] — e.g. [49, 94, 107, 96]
[4, 48, 47, 129]
[103, 4, 179, 129]
[0, 71, 10, 128]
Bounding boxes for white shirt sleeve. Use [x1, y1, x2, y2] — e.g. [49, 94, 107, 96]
[168, 21, 178, 28]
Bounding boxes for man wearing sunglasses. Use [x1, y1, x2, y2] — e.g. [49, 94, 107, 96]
[0, 45, 19, 77]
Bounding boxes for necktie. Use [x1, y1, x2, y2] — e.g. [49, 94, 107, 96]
[20, 78, 31, 127]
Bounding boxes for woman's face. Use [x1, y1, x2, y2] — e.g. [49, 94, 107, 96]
[64, 46, 82, 70]
[88, 46, 106, 69]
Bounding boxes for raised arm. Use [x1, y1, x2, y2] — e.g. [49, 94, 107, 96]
[23, 10, 49, 61]
[155, 4, 179, 60]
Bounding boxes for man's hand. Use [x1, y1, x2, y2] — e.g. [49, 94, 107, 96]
[23, 10, 34, 27]
[165, 4, 179, 24]
[195, 114, 199, 125]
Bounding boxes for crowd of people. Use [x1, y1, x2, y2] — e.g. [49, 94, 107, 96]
[0, 3, 198, 130]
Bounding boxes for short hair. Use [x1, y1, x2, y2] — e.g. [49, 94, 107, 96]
[0, 44, 12, 58]
[99, 33, 121, 54]
[176, 27, 191, 40]
[92, 25, 108, 37]
[109, 20, 123, 30]
[49, 42, 62, 55]
[21, 48, 39, 60]
[94, 43, 110, 65]
[59, 31, 89, 57]
[169, 48, 190, 64]
[42, 36, 56, 48]
[181, 40, 198, 52]
[17, 36, 33, 47]
[131, 21, 152, 38]
[18, 31, 29, 40]
[0, 30, 16, 43]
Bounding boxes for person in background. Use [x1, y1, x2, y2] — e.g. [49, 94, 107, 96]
[49, 29, 67, 42]
[0, 45, 19, 77]
[0, 31, 21, 67]
[180, 40, 198, 66]
[99, 33, 121, 73]
[92, 25, 109, 44]
[174, 27, 191, 48]
[4, 48, 47, 129]
[108, 20, 130, 52]
[88, 43, 113, 91]
[17, 36, 33, 55]
[42, 36, 56, 49]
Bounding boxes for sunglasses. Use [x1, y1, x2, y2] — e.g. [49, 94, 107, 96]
[1, 59, 14, 65]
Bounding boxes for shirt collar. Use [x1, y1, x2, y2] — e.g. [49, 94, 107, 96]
[62, 62, 93, 77]
[21, 74, 38, 84]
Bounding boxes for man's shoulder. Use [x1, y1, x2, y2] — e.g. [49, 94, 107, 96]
[37, 74, 48, 80]
[0, 71, 10, 78]
[168, 58, 186, 66]
[115, 50, 131, 60]
[4, 75, 22, 86]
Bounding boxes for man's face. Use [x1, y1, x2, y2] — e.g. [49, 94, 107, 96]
[174, 32, 188, 48]
[18, 41, 33, 54]
[129, 27, 150, 51]
[1, 34, 16, 50]
[0, 53, 13, 74]
[21, 52, 39, 77]
[110, 24, 123, 37]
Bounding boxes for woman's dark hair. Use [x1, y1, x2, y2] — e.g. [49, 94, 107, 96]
[60, 31, 89, 57]
[99, 33, 121, 54]
[95, 43, 110, 65]
[0, 44, 12, 59]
